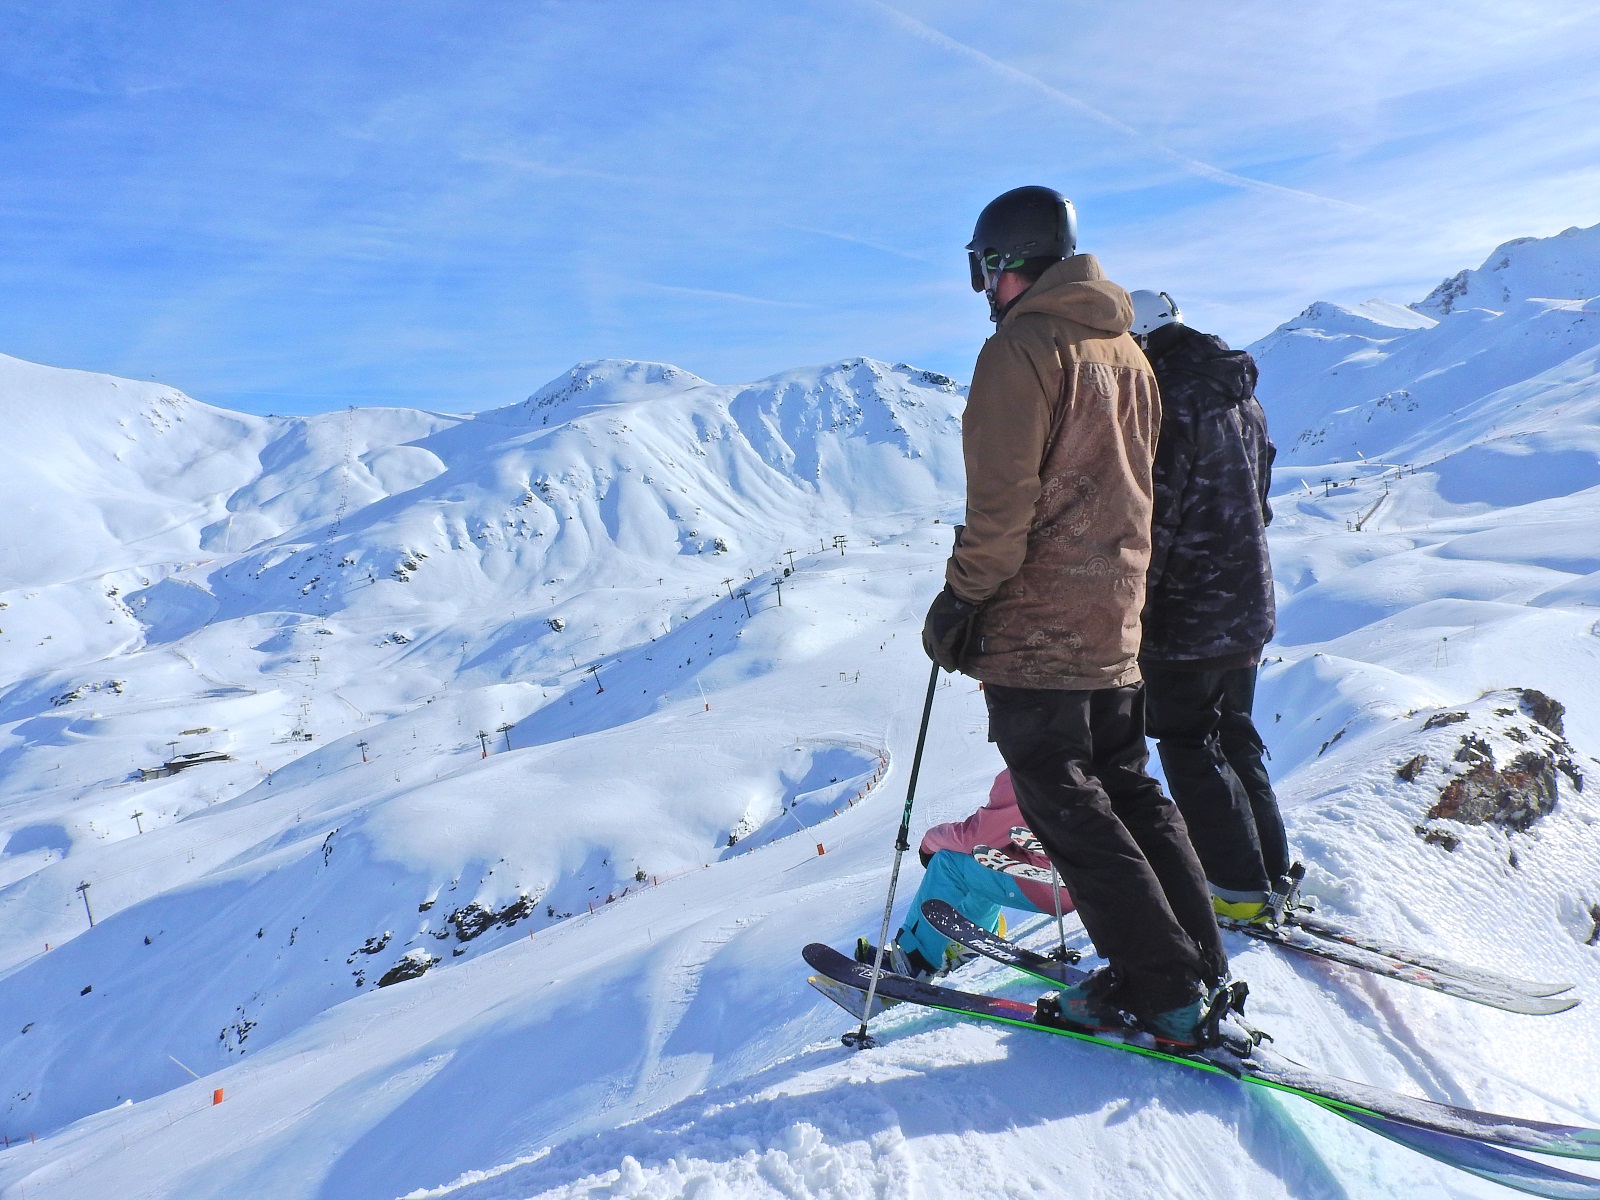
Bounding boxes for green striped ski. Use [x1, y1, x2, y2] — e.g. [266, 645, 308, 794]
[802, 941, 1600, 1167]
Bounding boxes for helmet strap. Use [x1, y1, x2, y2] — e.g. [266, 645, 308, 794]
[981, 257, 1007, 324]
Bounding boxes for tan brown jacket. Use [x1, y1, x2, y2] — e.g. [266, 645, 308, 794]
[946, 254, 1159, 690]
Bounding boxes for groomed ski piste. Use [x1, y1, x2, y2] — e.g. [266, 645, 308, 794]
[2, 223, 1600, 1199]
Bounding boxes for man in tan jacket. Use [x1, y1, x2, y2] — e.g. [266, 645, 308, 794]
[923, 186, 1227, 1045]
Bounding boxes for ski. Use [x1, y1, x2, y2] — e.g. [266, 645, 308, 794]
[1329, 1107, 1600, 1198]
[919, 892, 1600, 1193]
[920, 898, 1084, 987]
[1286, 908, 1573, 999]
[803, 941, 1600, 1171]
[808, 973, 898, 1019]
[1222, 918, 1579, 1015]
[1002, 832, 1573, 1000]
[972, 847, 1576, 1015]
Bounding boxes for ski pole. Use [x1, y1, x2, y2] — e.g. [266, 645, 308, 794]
[844, 659, 941, 1050]
[1049, 861, 1068, 961]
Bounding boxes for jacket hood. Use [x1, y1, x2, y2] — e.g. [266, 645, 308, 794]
[1002, 254, 1134, 335]
[1147, 324, 1258, 410]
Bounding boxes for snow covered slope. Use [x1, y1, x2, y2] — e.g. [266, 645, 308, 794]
[3, 220, 1600, 1200]
[0, 351, 969, 1160]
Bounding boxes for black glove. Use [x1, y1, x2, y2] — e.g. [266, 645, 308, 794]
[922, 585, 981, 672]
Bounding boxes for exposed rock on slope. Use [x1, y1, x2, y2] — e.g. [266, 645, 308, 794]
[1393, 689, 1586, 846]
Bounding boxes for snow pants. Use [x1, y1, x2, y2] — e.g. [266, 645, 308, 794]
[898, 849, 1040, 968]
[1142, 662, 1289, 898]
[984, 682, 1227, 1012]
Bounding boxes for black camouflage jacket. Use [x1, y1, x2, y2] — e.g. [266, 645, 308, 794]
[1140, 322, 1276, 665]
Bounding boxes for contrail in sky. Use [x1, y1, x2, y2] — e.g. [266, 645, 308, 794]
[864, 0, 1395, 221]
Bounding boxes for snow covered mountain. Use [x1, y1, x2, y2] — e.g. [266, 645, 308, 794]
[0, 351, 965, 1161]
[1250, 222, 1600, 479]
[2, 221, 1600, 1200]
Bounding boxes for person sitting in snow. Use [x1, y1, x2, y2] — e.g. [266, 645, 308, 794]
[857, 769, 1073, 978]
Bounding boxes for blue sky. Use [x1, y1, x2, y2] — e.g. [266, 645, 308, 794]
[4, 1, 1599, 415]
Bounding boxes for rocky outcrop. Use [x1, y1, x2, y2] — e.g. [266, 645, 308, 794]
[1428, 754, 1558, 832]
[377, 949, 438, 988]
[1400, 689, 1585, 848]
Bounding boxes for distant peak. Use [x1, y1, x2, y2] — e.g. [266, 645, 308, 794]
[476, 359, 715, 428]
[1414, 221, 1600, 317]
[748, 356, 962, 396]
[1273, 299, 1435, 340]
[524, 360, 710, 410]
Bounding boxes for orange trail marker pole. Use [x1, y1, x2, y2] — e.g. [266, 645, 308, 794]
[213, 1088, 224, 1105]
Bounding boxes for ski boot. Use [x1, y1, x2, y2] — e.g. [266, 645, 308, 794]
[1141, 977, 1269, 1051]
[1034, 966, 1134, 1035]
[854, 936, 938, 981]
[1212, 882, 1278, 928]
[942, 941, 978, 973]
[1265, 862, 1307, 925]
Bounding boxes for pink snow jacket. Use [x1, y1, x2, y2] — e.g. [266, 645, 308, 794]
[918, 771, 1074, 915]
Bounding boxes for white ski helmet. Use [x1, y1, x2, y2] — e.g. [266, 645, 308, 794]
[1129, 289, 1182, 343]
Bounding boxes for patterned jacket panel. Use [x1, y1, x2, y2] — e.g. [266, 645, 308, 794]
[1140, 323, 1276, 663]
[947, 255, 1160, 691]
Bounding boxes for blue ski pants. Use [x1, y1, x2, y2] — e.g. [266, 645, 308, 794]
[898, 849, 1042, 967]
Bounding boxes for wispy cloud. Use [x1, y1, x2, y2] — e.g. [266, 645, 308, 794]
[861, 0, 1397, 222]
[779, 222, 934, 263]
[625, 281, 815, 310]
[456, 148, 652, 188]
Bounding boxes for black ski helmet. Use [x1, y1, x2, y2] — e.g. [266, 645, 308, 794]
[966, 186, 1077, 292]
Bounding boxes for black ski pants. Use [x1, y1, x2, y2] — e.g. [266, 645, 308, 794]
[984, 682, 1227, 1013]
[1142, 662, 1290, 896]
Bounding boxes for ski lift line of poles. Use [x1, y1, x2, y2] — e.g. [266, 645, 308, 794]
[63, 799, 339, 897]
[536, 552, 856, 690]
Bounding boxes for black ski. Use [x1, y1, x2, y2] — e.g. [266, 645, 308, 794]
[1223, 918, 1579, 1015]
[920, 898, 1084, 987]
[1004, 832, 1568, 998]
[809, 972, 897, 1019]
[1003, 831, 1572, 1000]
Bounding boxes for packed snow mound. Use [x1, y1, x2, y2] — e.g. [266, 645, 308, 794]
[1415, 222, 1600, 317]
[1251, 222, 1600, 465]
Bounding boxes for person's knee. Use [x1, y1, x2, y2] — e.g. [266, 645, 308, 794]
[1155, 734, 1219, 759]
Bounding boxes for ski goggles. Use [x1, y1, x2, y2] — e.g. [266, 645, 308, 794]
[968, 250, 1028, 292]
